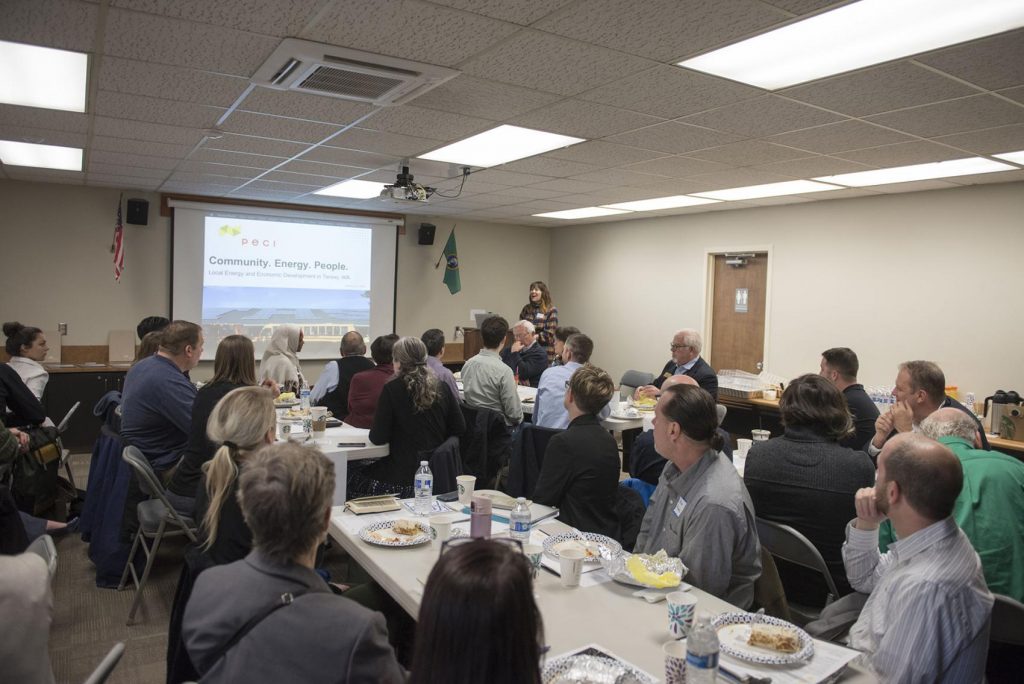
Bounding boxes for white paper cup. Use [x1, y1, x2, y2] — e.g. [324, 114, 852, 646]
[663, 640, 688, 684]
[559, 548, 585, 587]
[667, 591, 698, 639]
[762, 388, 778, 401]
[430, 513, 458, 544]
[522, 544, 543, 578]
[751, 429, 770, 442]
[310, 406, 329, 420]
[456, 475, 476, 506]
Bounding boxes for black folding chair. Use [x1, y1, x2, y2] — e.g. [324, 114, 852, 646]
[755, 517, 839, 625]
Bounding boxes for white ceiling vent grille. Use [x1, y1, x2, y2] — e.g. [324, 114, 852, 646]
[252, 39, 459, 106]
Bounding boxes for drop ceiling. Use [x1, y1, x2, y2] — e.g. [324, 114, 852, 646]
[2, 0, 1023, 225]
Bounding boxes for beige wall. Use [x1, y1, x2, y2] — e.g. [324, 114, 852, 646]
[549, 181, 1024, 399]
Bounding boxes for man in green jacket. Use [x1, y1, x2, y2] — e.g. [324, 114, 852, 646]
[877, 407, 1024, 602]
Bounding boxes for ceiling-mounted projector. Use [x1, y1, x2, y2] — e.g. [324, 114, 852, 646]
[380, 165, 435, 203]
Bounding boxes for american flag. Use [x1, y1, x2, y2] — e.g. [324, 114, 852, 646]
[112, 197, 125, 282]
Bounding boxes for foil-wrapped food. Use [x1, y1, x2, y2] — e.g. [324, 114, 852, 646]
[601, 549, 686, 588]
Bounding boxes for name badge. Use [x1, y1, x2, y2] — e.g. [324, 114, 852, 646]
[673, 497, 687, 517]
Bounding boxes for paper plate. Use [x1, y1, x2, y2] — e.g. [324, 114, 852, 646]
[543, 532, 621, 564]
[712, 612, 814, 665]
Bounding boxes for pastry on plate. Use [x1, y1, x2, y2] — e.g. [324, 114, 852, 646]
[748, 624, 800, 653]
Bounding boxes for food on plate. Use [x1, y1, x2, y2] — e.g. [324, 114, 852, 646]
[277, 391, 296, 401]
[625, 550, 681, 588]
[554, 539, 598, 559]
[632, 396, 656, 409]
[747, 624, 801, 653]
[284, 407, 310, 418]
[369, 519, 425, 543]
[391, 519, 422, 536]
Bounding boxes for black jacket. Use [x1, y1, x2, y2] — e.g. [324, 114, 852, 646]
[0, 364, 46, 427]
[317, 356, 375, 420]
[840, 384, 879, 451]
[500, 342, 548, 388]
[651, 356, 718, 401]
[168, 381, 247, 498]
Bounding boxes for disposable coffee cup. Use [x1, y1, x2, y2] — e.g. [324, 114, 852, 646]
[522, 544, 543, 579]
[736, 438, 753, 455]
[762, 388, 778, 401]
[311, 416, 327, 437]
[751, 429, 770, 442]
[663, 640, 688, 684]
[310, 406, 329, 420]
[559, 548, 585, 588]
[430, 513, 457, 544]
[456, 475, 476, 506]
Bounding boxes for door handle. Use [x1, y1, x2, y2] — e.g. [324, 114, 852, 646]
[755, 361, 763, 371]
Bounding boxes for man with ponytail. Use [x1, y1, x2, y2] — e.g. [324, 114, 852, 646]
[635, 384, 762, 609]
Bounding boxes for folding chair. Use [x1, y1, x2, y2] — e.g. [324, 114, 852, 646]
[56, 401, 81, 489]
[991, 594, 1024, 646]
[26, 533, 58, 580]
[618, 370, 654, 401]
[755, 517, 839, 625]
[118, 446, 197, 624]
[83, 642, 125, 684]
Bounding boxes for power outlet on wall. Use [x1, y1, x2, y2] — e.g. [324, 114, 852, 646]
[58, 323, 68, 335]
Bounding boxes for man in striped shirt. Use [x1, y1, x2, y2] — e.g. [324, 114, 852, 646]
[844, 433, 993, 682]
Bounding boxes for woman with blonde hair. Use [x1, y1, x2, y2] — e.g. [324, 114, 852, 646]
[518, 281, 559, 362]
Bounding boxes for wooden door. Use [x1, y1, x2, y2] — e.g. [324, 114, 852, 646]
[709, 253, 767, 373]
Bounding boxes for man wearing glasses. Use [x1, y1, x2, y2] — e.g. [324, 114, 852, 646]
[634, 329, 718, 401]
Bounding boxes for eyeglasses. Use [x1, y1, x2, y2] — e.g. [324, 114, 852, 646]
[670, 343, 689, 350]
[440, 536, 523, 554]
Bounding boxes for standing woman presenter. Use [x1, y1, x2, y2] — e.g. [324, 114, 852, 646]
[518, 281, 559, 363]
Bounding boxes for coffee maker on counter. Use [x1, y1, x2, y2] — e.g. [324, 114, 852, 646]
[984, 390, 1022, 435]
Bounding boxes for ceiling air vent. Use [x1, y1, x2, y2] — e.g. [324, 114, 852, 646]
[251, 39, 459, 106]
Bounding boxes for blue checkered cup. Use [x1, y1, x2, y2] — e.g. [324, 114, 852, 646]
[667, 591, 698, 639]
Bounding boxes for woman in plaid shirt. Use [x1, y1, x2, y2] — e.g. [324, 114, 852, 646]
[518, 281, 559, 362]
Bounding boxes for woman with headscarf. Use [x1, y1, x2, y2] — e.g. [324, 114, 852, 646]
[258, 325, 304, 393]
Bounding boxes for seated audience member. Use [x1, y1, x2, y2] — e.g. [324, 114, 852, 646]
[4, 322, 49, 401]
[819, 347, 879, 451]
[533, 333, 610, 429]
[421, 328, 459, 401]
[120, 320, 202, 472]
[500, 320, 548, 387]
[635, 385, 760, 608]
[844, 433, 992, 682]
[629, 375, 732, 485]
[345, 334, 398, 429]
[137, 315, 170, 341]
[875, 408, 1024, 602]
[411, 539, 542, 684]
[743, 374, 875, 603]
[352, 337, 465, 498]
[167, 335, 269, 514]
[0, 550, 55, 684]
[549, 325, 579, 367]
[0, 362, 46, 428]
[133, 330, 162, 364]
[635, 329, 718, 401]
[533, 365, 620, 537]
[183, 443, 404, 683]
[310, 331, 374, 420]
[461, 316, 522, 426]
[258, 324, 305, 393]
[1, 429, 70, 541]
[868, 360, 988, 458]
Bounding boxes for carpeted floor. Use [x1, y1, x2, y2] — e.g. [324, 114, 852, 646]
[48, 453, 352, 684]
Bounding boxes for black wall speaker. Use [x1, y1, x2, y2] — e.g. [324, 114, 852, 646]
[418, 222, 436, 245]
[126, 198, 149, 226]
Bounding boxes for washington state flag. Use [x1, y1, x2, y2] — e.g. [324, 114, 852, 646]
[442, 228, 461, 294]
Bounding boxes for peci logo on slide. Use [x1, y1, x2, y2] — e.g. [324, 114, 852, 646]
[219, 224, 277, 248]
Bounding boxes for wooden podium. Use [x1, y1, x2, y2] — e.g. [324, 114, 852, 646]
[462, 328, 483, 360]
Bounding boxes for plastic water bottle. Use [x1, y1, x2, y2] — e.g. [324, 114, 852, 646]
[300, 380, 311, 409]
[510, 497, 531, 542]
[414, 461, 433, 516]
[685, 612, 719, 682]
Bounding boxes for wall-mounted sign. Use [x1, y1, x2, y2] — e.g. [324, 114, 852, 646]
[735, 288, 749, 313]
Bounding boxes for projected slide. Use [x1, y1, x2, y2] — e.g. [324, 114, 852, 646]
[201, 216, 372, 358]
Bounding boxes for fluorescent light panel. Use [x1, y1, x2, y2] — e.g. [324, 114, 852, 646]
[693, 180, 840, 201]
[994, 150, 1024, 165]
[419, 125, 584, 168]
[0, 40, 88, 112]
[678, 0, 1024, 90]
[314, 179, 386, 199]
[533, 207, 631, 220]
[0, 140, 82, 171]
[601, 195, 721, 211]
[815, 157, 1015, 187]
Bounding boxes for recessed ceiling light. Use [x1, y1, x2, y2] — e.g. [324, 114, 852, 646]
[678, 0, 1024, 90]
[0, 140, 83, 171]
[419, 125, 585, 168]
[314, 179, 386, 198]
[601, 195, 721, 212]
[815, 157, 1015, 187]
[0, 40, 88, 112]
[692, 180, 841, 201]
[994, 150, 1024, 165]
[533, 207, 631, 220]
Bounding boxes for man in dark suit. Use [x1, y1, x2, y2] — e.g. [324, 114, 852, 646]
[500, 319, 549, 387]
[312, 331, 374, 420]
[533, 364, 620, 538]
[820, 347, 879, 451]
[635, 329, 718, 401]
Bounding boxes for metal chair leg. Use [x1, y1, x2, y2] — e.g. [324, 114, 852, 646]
[117, 529, 144, 591]
[127, 519, 166, 624]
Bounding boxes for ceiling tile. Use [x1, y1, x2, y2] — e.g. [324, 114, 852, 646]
[605, 122, 743, 155]
[161, 181, 234, 195]
[91, 135, 193, 159]
[226, 189, 308, 201]
[0, 0, 97, 52]
[103, 8, 279, 77]
[411, 76, 561, 121]
[189, 148, 287, 169]
[862, 179, 959, 194]
[510, 100, 662, 139]
[545, 141, 666, 168]
[947, 169, 1024, 186]
[496, 156, 602, 178]
[684, 168, 796, 191]
[526, 178, 610, 194]
[477, 185, 565, 201]
[175, 161, 266, 179]
[220, 111, 343, 144]
[999, 86, 1024, 106]
[203, 134, 309, 158]
[568, 168, 671, 188]
[297, 145, 398, 169]
[360, 106, 494, 142]
[579, 65, 761, 119]
[915, 29, 1024, 91]
[97, 57, 250, 107]
[169, 170, 248, 185]
[535, 0, 789, 63]
[94, 91, 223, 129]
[461, 29, 653, 97]
[767, 120, 914, 154]
[781, 62, 979, 117]
[0, 106, 90, 134]
[757, 0, 844, 14]
[237, 89, 375, 127]
[866, 95, 1024, 138]
[622, 155, 730, 177]
[931, 123, 1024, 155]
[275, 160, 367, 179]
[241, 177, 323, 192]
[88, 150, 182, 170]
[833, 141, 967, 166]
[469, 169, 553, 186]
[85, 173, 161, 189]
[93, 116, 204, 146]
[109, 0, 321, 37]
[327, 127, 443, 157]
[425, 0, 575, 25]
[680, 95, 844, 137]
[303, 0, 521, 68]
[3, 168, 85, 184]
[749, 155, 875, 178]
[685, 140, 807, 166]
[87, 162, 170, 179]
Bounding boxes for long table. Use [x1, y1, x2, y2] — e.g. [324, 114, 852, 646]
[329, 507, 870, 683]
[458, 382, 646, 432]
